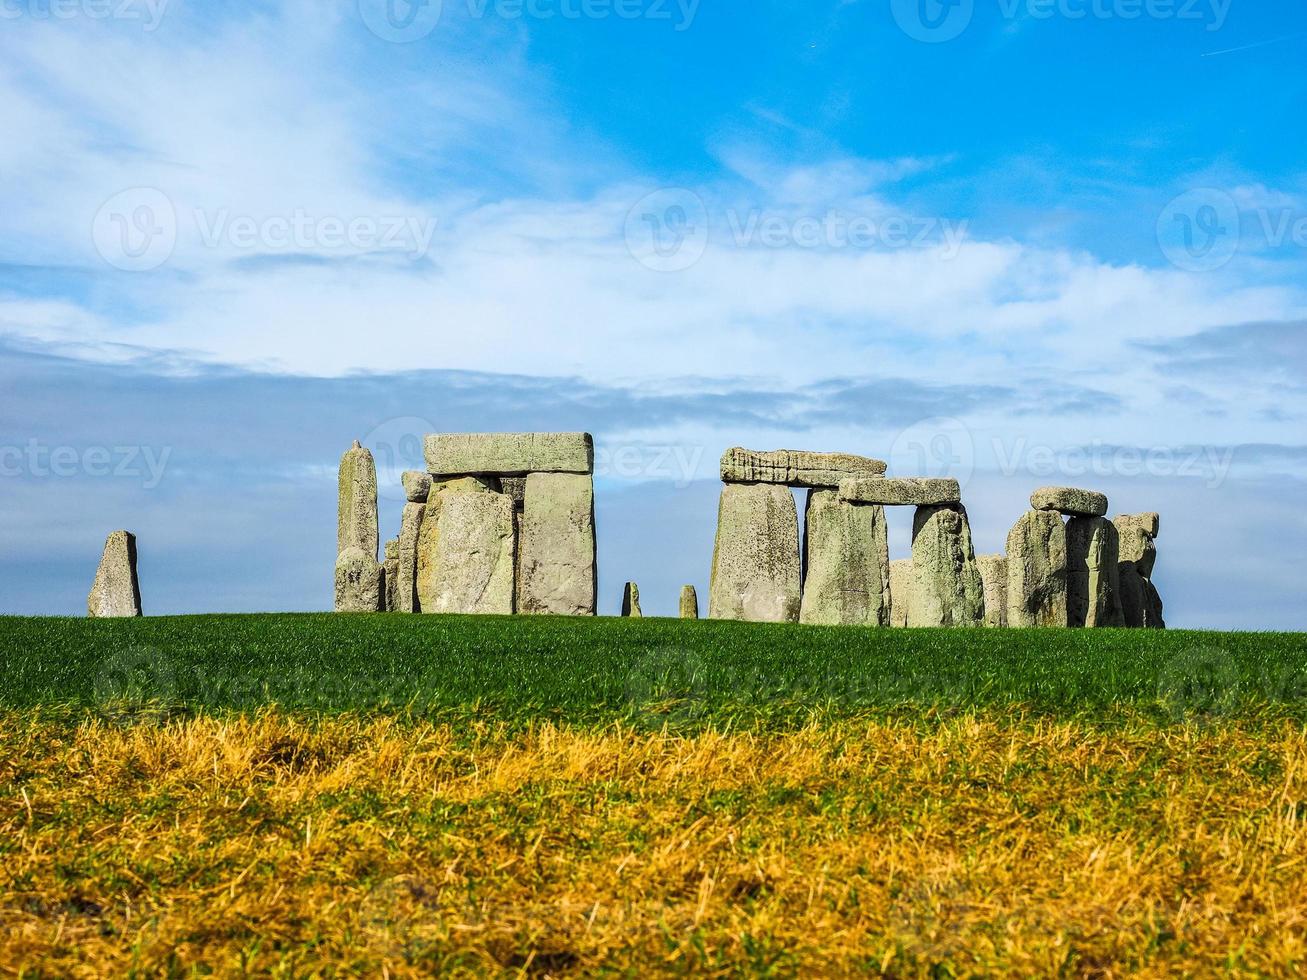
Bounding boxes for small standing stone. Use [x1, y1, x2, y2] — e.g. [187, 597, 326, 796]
[888, 559, 912, 628]
[909, 505, 984, 627]
[338, 441, 379, 559]
[680, 585, 699, 619]
[975, 554, 1008, 628]
[1006, 510, 1068, 627]
[708, 482, 801, 622]
[622, 582, 642, 617]
[335, 547, 384, 613]
[87, 530, 142, 618]
[1066, 517, 1123, 628]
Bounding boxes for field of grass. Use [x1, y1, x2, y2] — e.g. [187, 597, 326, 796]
[4, 615, 1307, 976]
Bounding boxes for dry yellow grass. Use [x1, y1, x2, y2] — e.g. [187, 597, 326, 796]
[3, 710, 1307, 977]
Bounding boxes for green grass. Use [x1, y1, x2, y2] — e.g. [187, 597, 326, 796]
[2, 614, 1305, 726]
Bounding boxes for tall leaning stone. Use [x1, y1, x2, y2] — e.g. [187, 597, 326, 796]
[680, 585, 699, 619]
[338, 440, 378, 560]
[416, 476, 500, 612]
[1066, 517, 1123, 628]
[1115, 515, 1165, 629]
[800, 490, 889, 627]
[1006, 510, 1068, 627]
[622, 582, 642, 617]
[708, 483, 801, 623]
[396, 502, 425, 613]
[518, 473, 597, 616]
[888, 559, 912, 628]
[909, 505, 984, 627]
[427, 491, 515, 615]
[88, 530, 142, 618]
[976, 554, 1007, 628]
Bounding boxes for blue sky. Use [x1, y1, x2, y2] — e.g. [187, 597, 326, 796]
[1, 0, 1305, 625]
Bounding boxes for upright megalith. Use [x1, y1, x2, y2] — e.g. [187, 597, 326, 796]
[517, 472, 597, 616]
[801, 489, 890, 626]
[335, 548, 383, 613]
[888, 559, 912, 628]
[1066, 517, 1123, 628]
[396, 501, 425, 613]
[1006, 510, 1068, 627]
[383, 538, 399, 612]
[427, 490, 515, 615]
[1115, 513, 1165, 629]
[680, 585, 699, 619]
[416, 476, 501, 613]
[709, 483, 801, 622]
[976, 554, 1008, 628]
[336, 441, 382, 613]
[622, 582, 642, 617]
[88, 530, 142, 618]
[909, 505, 984, 627]
[720, 448, 886, 488]
[338, 441, 379, 558]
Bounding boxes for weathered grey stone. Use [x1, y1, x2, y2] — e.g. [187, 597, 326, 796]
[800, 489, 890, 626]
[397, 502, 425, 613]
[1031, 486, 1108, 518]
[720, 447, 886, 488]
[87, 530, 142, 618]
[1066, 517, 1123, 628]
[976, 554, 1007, 628]
[335, 547, 383, 613]
[500, 476, 527, 508]
[415, 476, 500, 612]
[383, 538, 399, 612]
[402, 471, 431, 503]
[840, 478, 961, 507]
[680, 585, 699, 619]
[888, 559, 912, 628]
[518, 473, 597, 616]
[426, 491, 515, 615]
[338, 440, 379, 559]
[425, 432, 593, 476]
[1142, 578, 1166, 630]
[1115, 512, 1160, 540]
[1114, 517, 1157, 576]
[909, 505, 985, 627]
[708, 483, 801, 622]
[1006, 510, 1068, 627]
[622, 582, 642, 617]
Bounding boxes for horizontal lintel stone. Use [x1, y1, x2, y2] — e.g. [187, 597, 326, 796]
[839, 477, 961, 507]
[720, 447, 886, 488]
[425, 432, 594, 477]
[1030, 486, 1108, 517]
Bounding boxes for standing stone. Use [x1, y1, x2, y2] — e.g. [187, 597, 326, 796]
[622, 582, 642, 617]
[338, 441, 379, 560]
[975, 554, 1008, 628]
[1115, 514, 1165, 629]
[1066, 517, 1123, 628]
[416, 476, 500, 612]
[800, 490, 890, 626]
[518, 473, 598, 616]
[335, 547, 383, 613]
[383, 538, 399, 612]
[427, 491, 515, 615]
[397, 502, 425, 613]
[87, 530, 142, 618]
[1006, 510, 1068, 628]
[708, 483, 801, 623]
[909, 505, 985, 627]
[680, 585, 699, 619]
[888, 559, 912, 628]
